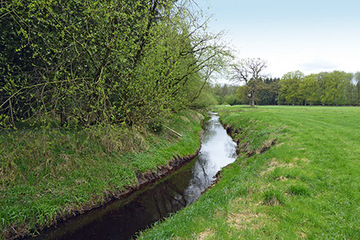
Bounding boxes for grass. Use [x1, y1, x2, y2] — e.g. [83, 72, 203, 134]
[137, 105, 360, 239]
[0, 110, 203, 239]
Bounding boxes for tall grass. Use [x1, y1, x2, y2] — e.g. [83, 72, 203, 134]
[0, 110, 203, 239]
[138, 105, 360, 239]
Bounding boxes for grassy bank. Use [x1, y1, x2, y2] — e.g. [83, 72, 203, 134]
[0, 111, 203, 239]
[138, 105, 360, 239]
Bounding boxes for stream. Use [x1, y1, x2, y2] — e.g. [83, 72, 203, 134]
[28, 112, 237, 240]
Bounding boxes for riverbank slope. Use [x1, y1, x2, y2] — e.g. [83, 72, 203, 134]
[0, 110, 203, 240]
[138, 105, 360, 239]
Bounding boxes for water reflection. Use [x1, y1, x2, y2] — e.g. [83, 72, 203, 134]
[184, 113, 237, 204]
[28, 112, 237, 240]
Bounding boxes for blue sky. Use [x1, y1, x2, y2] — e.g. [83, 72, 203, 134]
[195, 0, 360, 79]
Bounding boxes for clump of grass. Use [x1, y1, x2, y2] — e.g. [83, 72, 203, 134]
[287, 183, 310, 196]
[263, 189, 285, 206]
[270, 167, 300, 180]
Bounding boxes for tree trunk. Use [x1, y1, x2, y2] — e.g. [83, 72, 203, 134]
[250, 91, 255, 107]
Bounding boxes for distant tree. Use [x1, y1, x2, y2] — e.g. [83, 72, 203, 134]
[354, 72, 360, 105]
[279, 71, 305, 105]
[279, 71, 356, 106]
[300, 74, 320, 105]
[236, 85, 249, 104]
[343, 74, 357, 105]
[189, 82, 218, 109]
[320, 71, 353, 105]
[212, 83, 240, 105]
[257, 78, 280, 105]
[316, 72, 329, 105]
[231, 58, 268, 107]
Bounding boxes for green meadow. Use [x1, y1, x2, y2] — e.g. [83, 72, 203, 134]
[138, 105, 360, 239]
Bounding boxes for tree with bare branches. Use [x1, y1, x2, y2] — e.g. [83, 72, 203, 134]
[231, 58, 268, 107]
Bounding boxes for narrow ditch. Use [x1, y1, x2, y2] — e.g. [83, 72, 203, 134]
[24, 112, 238, 240]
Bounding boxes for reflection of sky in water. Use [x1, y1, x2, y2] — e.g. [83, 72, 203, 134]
[185, 112, 237, 204]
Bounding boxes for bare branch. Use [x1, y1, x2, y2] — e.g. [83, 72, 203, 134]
[231, 58, 268, 107]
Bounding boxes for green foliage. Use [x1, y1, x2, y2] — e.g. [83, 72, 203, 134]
[214, 69, 359, 107]
[212, 83, 241, 105]
[257, 78, 281, 105]
[190, 83, 218, 109]
[0, 0, 227, 128]
[212, 79, 280, 107]
[300, 74, 320, 105]
[279, 70, 305, 105]
[279, 70, 357, 106]
[235, 85, 249, 104]
[147, 120, 164, 133]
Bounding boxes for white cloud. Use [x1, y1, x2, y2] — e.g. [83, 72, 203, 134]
[301, 59, 339, 74]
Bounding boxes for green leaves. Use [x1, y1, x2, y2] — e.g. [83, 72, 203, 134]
[1, 0, 225, 129]
[279, 70, 356, 106]
[279, 70, 305, 105]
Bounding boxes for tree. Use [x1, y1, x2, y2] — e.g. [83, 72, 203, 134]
[300, 74, 320, 105]
[278, 71, 356, 106]
[231, 58, 268, 107]
[320, 71, 353, 105]
[212, 84, 240, 105]
[236, 85, 250, 104]
[0, 0, 228, 128]
[279, 71, 305, 105]
[355, 72, 360, 105]
[257, 78, 280, 105]
[1, 0, 170, 127]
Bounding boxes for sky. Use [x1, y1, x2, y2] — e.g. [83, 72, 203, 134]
[194, 0, 360, 79]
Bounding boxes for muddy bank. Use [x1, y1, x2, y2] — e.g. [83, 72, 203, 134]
[7, 151, 200, 240]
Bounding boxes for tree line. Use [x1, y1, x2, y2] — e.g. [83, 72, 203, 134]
[278, 70, 360, 106]
[210, 77, 280, 106]
[0, 0, 228, 129]
[212, 58, 360, 107]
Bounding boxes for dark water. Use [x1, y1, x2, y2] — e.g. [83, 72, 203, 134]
[28, 112, 237, 240]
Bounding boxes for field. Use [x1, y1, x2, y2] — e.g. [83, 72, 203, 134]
[0, 111, 203, 239]
[138, 105, 360, 239]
